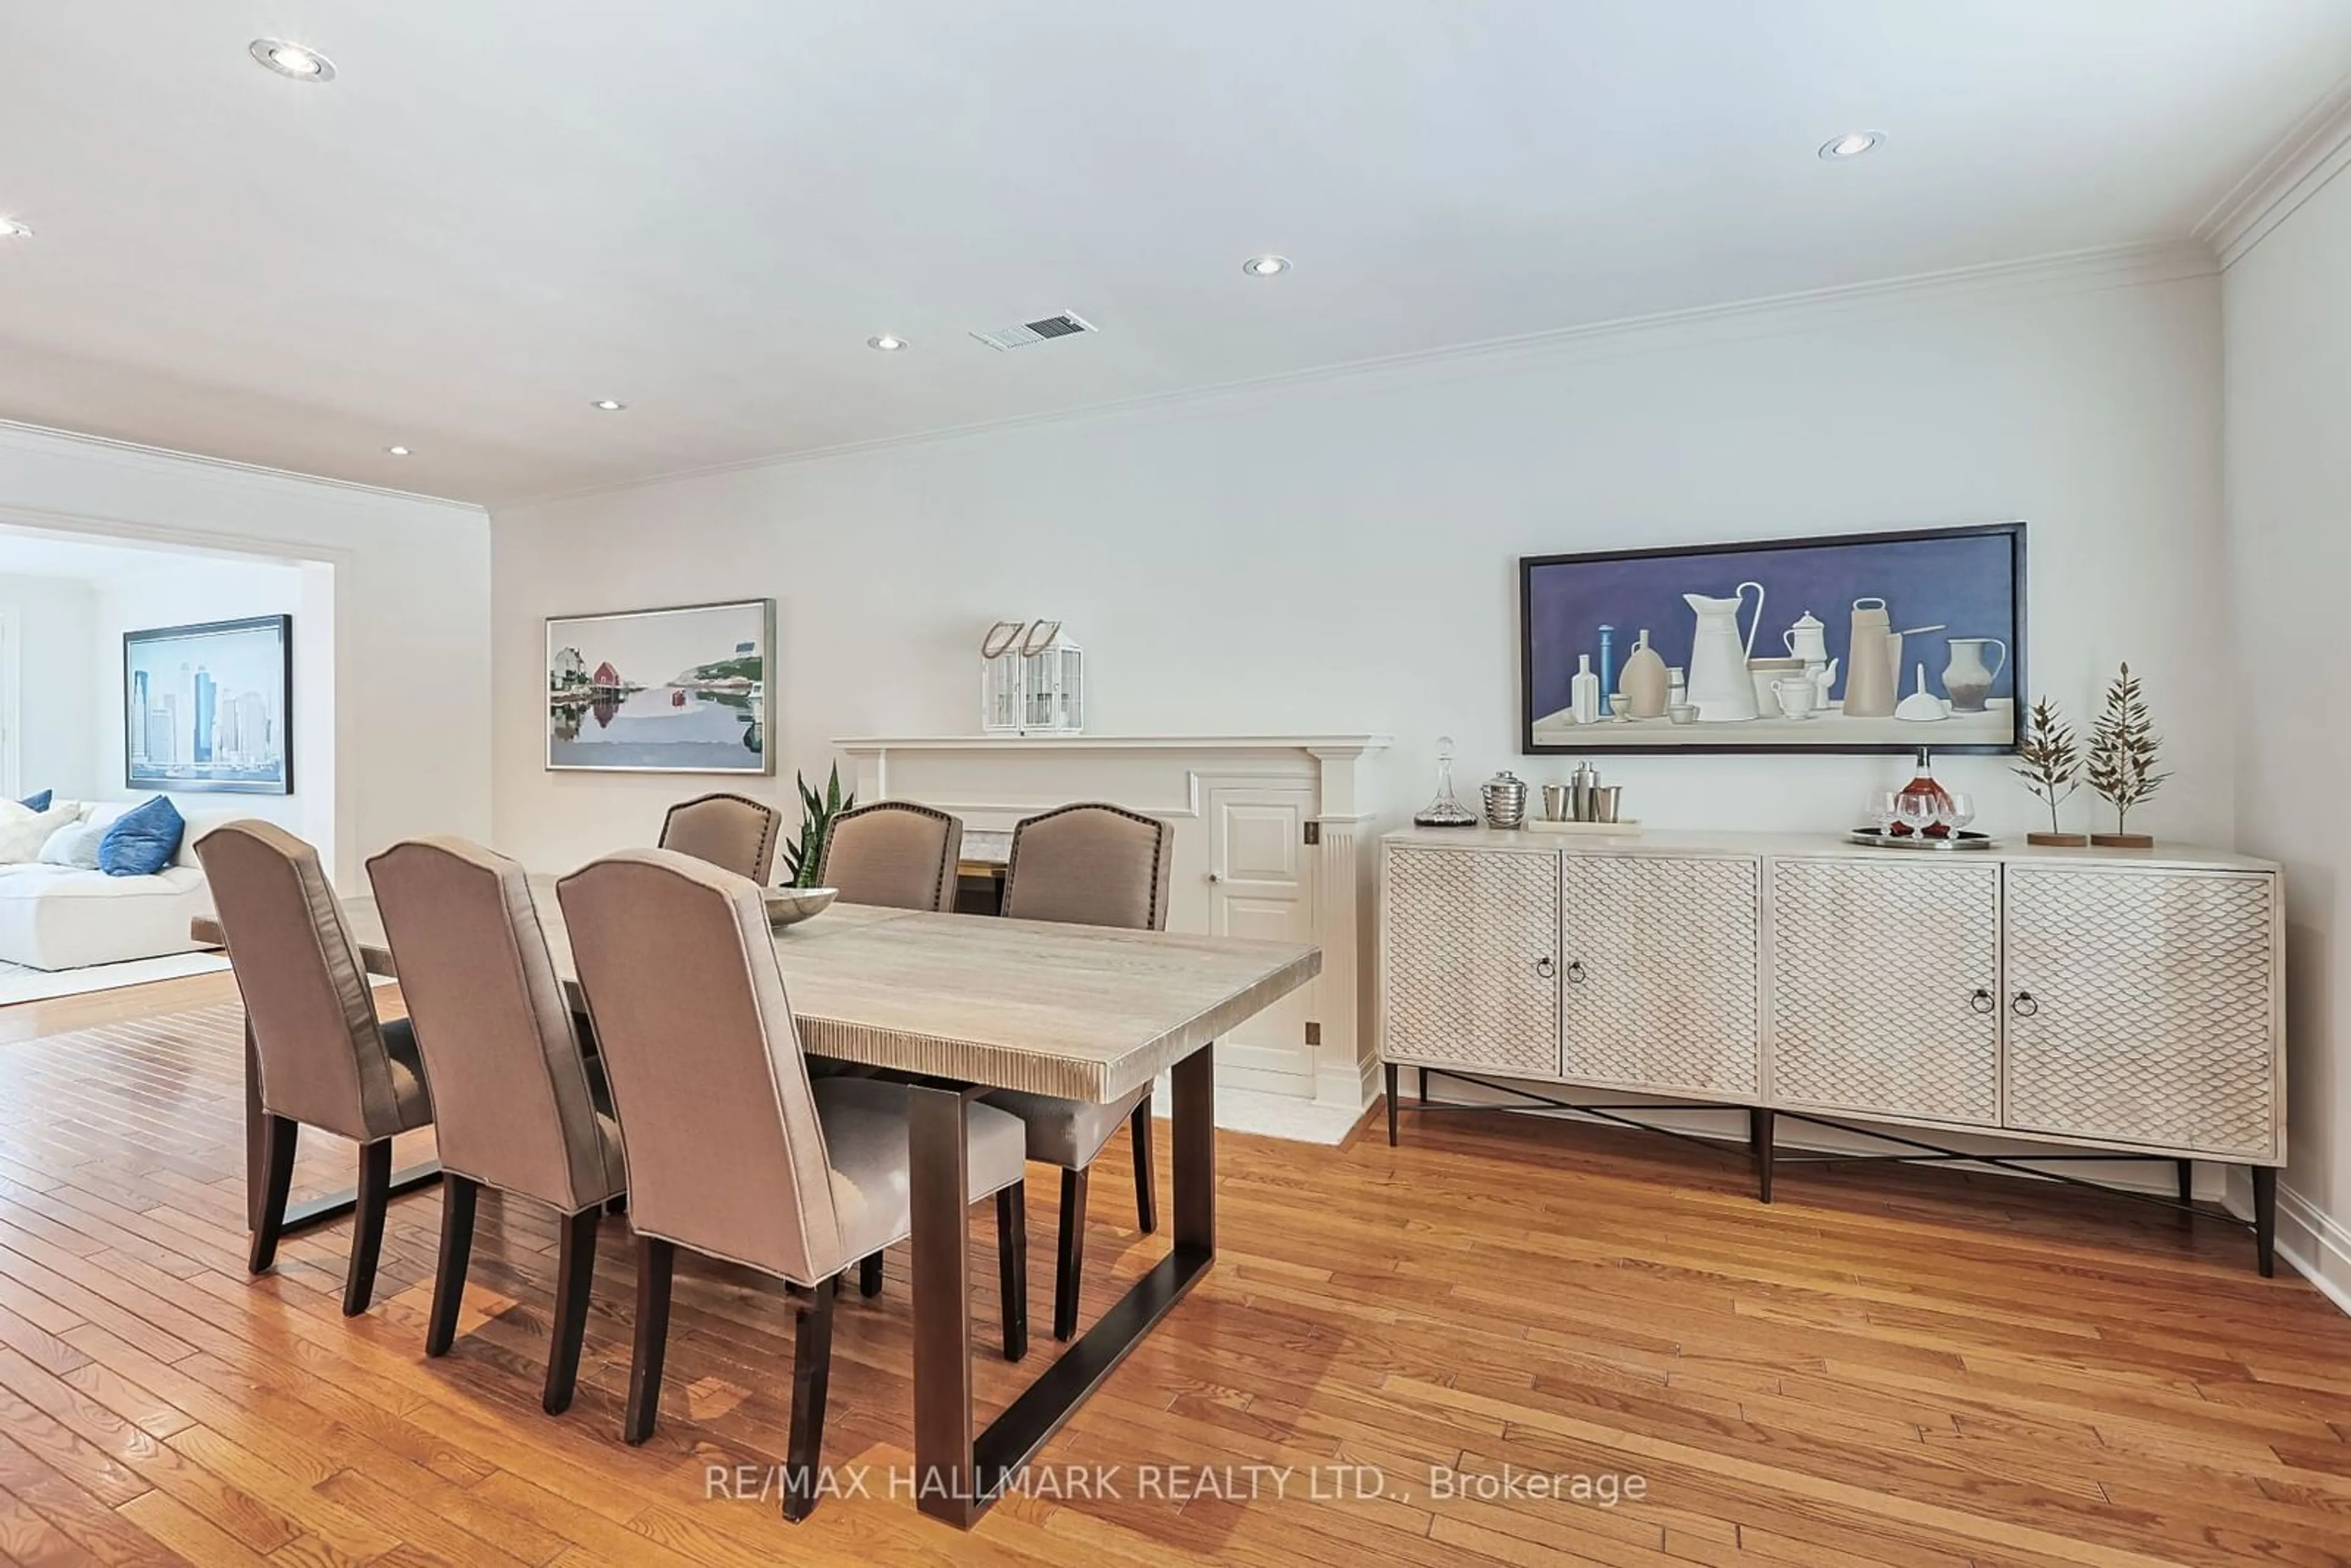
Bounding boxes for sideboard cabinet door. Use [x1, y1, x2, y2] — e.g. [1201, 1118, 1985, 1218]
[2003, 867, 2279, 1160]
[1771, 858, 2001, 1127]
[1382, 847, 1561, 1078]
[1560, 855, 1759, 1097]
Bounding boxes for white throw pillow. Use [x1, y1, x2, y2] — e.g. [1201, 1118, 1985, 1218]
[36, 819, 108, 869]
[0, 803, 83, 863]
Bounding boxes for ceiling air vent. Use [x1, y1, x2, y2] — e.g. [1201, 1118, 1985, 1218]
[970, 312, 1097, 351]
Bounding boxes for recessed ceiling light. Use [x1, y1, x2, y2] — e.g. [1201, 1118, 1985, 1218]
[1819, 130, 1884, 160]
[250, 39, 336, 81]
[1242, 255, 1291, 277]
[868, 334, 908, 351]
[385, 445, 411, 457]
[591, 399, 626, 411]
[0, 219, 30, 240]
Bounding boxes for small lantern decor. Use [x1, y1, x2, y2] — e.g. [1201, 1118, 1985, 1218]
[981, 620, 1084, 735]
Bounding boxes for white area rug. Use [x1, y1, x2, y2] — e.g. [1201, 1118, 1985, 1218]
[0, 951, 232, 1005]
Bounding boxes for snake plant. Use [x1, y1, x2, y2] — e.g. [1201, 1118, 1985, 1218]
[781, 763, 856, 888]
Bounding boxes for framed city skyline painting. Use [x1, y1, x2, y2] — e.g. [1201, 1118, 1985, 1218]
[124, 615, 293, 794]
[1520, 522, 2026, 755]
[546, 598, 774, 773]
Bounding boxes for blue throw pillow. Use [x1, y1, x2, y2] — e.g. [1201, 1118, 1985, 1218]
[18, 790, 50, 812]
[97, 796, 185, 877]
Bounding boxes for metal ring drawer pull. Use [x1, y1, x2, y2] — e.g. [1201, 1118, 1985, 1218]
[1563, 959, 1586, 985]
[1535, 956, 1556, 979]
[1970, 988, 1995, 1015]
[2011, 991, 2039, 1018]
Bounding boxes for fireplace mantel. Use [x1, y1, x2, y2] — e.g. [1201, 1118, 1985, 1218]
[831, 733, 1390, 1111]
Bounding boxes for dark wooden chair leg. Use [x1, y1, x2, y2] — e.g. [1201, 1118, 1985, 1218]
[623, 1237, 676, 1444]
[782, 1275, 837, 1522]
[543, 1207, 600, 1414]
[248, 1114, 299, 1275]
[1750, 1106, 1775, 1205]
[997, 1180, 1028, 1362]
[1052, 1165, 1089, 1341]
[343, 1138, 394, 1316]
[426, 1175, 479, 1356]
[1385, 1062, 1399, 1146]
[1131, 1090, 1157, 1235]
[2253, 1165, 2278, 1278]
[858, 1252, 883, 1298]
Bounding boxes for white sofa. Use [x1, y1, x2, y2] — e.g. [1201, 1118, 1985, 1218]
[0, 803, 233, 972]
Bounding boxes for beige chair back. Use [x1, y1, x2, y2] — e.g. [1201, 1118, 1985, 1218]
[658, 792, 779, 884]
[366, 837, 623, 1214]
[818, 801, 964, 912]
[557, 849, 847, 1284]
[196, 819, 419, 1143]
[1002, 803, 1172, 932]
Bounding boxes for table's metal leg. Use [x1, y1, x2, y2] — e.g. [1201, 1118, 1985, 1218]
[954, 1044, 1219, 1526]
[910, 1082, 977, 1526]
[242, 1013, 440, 1236]
[1172, 1041, 1215, 1250]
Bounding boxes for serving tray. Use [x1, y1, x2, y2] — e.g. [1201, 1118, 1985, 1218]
[1847, 827, 1993, 852]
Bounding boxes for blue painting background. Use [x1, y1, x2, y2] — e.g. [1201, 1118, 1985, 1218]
[1526, 531, 2019, 722]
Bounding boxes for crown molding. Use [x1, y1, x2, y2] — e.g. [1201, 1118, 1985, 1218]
[2197, 72, 2351, 269]
[499, 238, 2218, 513]
[0, 418, 486, 516]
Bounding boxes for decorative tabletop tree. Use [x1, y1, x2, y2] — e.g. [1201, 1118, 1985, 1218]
[2085, 662, 2167, 848]
[2014, 697, 2087, 846]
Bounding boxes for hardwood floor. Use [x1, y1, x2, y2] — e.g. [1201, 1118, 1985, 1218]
[0, 977, 2346, 1566]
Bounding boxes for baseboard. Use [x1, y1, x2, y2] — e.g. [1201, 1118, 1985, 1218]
[1314, 1051, 1379, 1115]
[2273, 1184, 2351, 1318]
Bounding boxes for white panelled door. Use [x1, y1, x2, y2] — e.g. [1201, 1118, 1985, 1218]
[1204, 784, 1319, 1095]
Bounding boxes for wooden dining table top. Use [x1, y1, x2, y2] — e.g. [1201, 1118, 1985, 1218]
[196, 877, 1319, 1106]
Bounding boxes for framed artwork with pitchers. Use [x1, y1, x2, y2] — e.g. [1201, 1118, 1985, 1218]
[1518, 522, 2025, 755]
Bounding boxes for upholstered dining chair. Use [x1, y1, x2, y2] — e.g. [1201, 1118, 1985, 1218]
[817, 800, 964, 913]
[365, 836, 627, 1415]
[814, 798, 968, 1296]
[195, 819, 435, 1317]
[657, 792, 780, 884]
[985, 801, 1172, 1340]
[556, 847, 1030, 1521]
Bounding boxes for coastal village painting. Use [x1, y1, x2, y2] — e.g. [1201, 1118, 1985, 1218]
[544, 599, 774, 773]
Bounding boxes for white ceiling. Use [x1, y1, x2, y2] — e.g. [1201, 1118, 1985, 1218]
[2, 2, 2347, 505]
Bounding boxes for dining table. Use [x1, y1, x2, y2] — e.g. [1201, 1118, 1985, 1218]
[195, 882, 1320, 1529]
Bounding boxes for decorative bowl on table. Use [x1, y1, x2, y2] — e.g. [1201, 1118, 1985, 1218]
[764, 886, 839, 926]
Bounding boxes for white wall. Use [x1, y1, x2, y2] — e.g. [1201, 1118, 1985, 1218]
[493, 258, 2230, 875]
[2225, 161, 2351, 1307]
[0, 424, 493, 882]
[84, 553, 334, 860]
[0, 571, 96, 800]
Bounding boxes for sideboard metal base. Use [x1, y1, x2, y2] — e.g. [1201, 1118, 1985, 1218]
[1384, 1063, 2280, 1277]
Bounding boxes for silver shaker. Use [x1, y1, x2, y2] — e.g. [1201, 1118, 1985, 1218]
[1570, 760, 1599, 823]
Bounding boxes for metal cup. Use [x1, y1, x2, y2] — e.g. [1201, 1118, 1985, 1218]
[1542, 783, 1570, 822]
[1592, 786, 1623, 824]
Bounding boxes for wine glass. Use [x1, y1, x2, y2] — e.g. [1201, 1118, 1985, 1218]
[1895, 791, 1940, 839]
[1937, 790, 1975, 839]
[1865, 790, 1900, 838]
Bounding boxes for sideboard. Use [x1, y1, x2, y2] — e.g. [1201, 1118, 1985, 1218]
[1377, 827, 2286, 1273]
